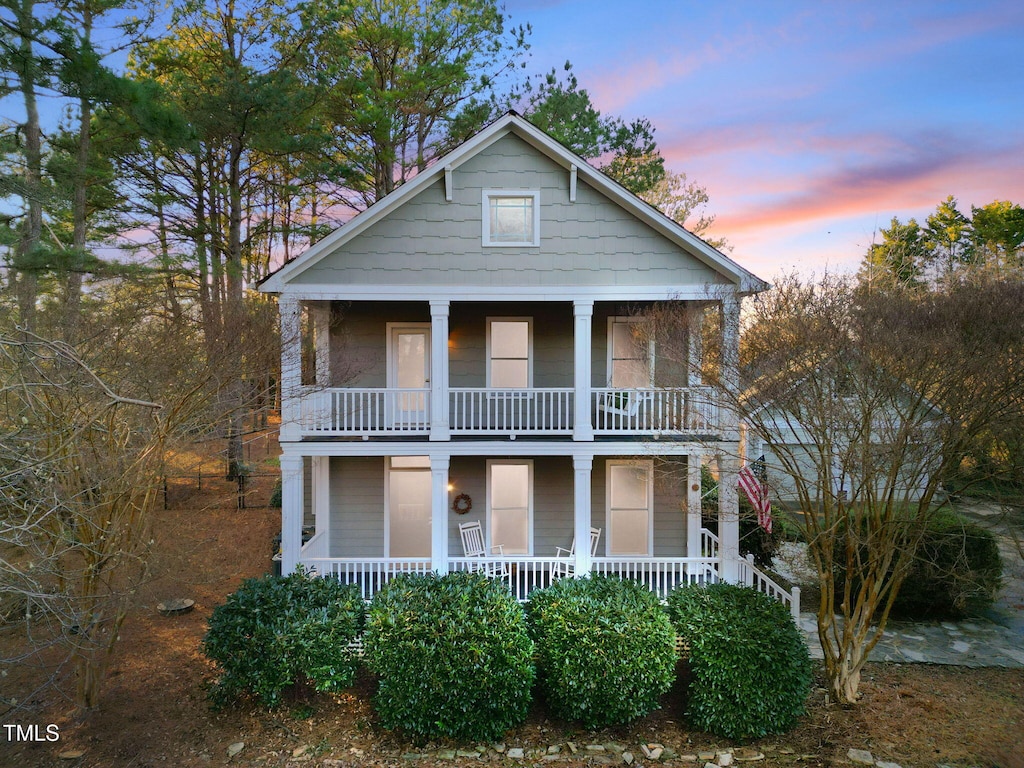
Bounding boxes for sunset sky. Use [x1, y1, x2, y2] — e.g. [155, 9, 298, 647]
[506, 0, 1024, 277]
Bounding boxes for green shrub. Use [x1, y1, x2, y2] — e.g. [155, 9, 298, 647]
[203, 571, 364, 708]
[666, 582, 811, 740]
[525, 575, 677, 729]
[363, 572, 534, 742]
[835, 512, 1003, 620]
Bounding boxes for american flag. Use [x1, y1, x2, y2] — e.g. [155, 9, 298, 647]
[738, 456, 772, 533]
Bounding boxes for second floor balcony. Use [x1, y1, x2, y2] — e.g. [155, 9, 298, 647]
[295, 385, 720, 439]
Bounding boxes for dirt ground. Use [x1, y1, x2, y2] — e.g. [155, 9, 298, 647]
[2, 440, 1023, 768]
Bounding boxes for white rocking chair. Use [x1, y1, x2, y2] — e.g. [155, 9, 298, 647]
[458, 521, 509, 579]
[551, 527, 602, 579]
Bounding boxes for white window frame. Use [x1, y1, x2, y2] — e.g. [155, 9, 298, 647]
[487, 459, 534, 556]
[486, 317, 533, 389]
[384, 456, 432, 558]
[607, 316, 655, 388]
[605, 459, 654, 556]
[482, 190, 540, 247]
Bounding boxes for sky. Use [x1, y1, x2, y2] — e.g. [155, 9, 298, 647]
[503, 0, 1024, 278]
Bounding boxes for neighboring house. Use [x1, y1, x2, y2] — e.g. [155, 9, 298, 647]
[743, 370, 943, 506]
[259, 112, 796, 614]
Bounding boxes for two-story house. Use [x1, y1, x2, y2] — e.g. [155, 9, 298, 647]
[259, 112, 796, 614]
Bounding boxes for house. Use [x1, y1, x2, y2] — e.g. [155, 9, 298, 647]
[259, 112, 797, 614]
[744, 376, 943, 507]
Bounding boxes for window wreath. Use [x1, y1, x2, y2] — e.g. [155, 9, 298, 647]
[452, 493, 472, 515]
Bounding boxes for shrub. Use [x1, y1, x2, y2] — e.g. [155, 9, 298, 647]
[203, 571, 364, 708]
[363, 572, 534, 742]
[835, 511, 1003, 620]
[666, 582, 811, 740]
[525, 575, 677, 728]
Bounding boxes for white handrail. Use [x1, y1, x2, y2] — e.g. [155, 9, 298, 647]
[449, 388, 573, 434]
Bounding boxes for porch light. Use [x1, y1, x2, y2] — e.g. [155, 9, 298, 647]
[447, 483, 455, 492]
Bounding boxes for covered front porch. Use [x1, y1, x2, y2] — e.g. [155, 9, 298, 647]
[279, 450, 799, 616]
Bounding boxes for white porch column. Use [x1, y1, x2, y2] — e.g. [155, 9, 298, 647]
[573, 300, 594, 441]
[686, 452, 703, 557]
[719, 292, 741, 440]
[717, 452, 741, 583]
[688, 303, 703, 387]
[430, 300, 451, 441]
[573, 455, 594, 576]
[430, 455, 450, 573]
[279, 296, 302, 442]
[312, 302, 331, 387]
[312, 456, 330, 540]
[279, 454, 304, 575]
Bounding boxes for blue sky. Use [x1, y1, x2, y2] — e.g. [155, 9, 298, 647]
[504, 0, 1024, 277]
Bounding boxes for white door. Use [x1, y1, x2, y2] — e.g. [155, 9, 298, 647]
[388, 324, 430, 427]
[388, 458, 431, 557]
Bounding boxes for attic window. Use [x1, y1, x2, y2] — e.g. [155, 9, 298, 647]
[483, 190, 539, 246]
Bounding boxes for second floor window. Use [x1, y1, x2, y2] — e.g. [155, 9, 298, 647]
[488, 318, 531, 388]
[609, 317, 653, 388]
[483, 191, 539, 246]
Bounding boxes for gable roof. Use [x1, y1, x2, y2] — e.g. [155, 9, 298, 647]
[259, 111, 769, 294]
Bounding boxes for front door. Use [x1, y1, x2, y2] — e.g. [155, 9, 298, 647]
[388, 324, 430, 427]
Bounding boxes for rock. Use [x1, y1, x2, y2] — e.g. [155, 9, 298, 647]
[436, 749, 456, 760]
[733, 748, 764, 762]
[227, 742, 244, 758]
[567, 742, 578, 754]
[402, 753, 428, 760]
[547, 745, 562, 754]
[605, 743, 627, 755]
[650, 748, 664, 761]
[349, 747, 365, 757]
[876, 762, 902, 768]
[848, 748, 874, 765]
[58, 751, 85, 760]
[717, 750, 734, 766]
[507, 747, 525, 759]
[622, 751, 635, 765]
[493, 743, 506, 754]
[704, 763, 719, 768]
[698, 752, 717, 762]
[777, 747, 795, 755]
[292, 745, 309, 758]
[587, 745, 607, 752]
[679, 755, 697, 763]
[456, 749, 479, 758]
[641, 745, 653, 759]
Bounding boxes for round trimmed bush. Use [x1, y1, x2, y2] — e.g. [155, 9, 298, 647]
[525, 575, 677, 728]
[363, 572, 534, 741]
[666, 582, 811, 740]
[203, 571, 365, 708]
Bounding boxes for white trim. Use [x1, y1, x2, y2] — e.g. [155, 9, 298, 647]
[482, 189, 540, 247]
[569, 165, 577, 203]
[486, 317, 533, 389]
[258, 113, 768, 294]
[607, 316, 655, 388]
[281, 439, 732, 459]
[487, 459, 534, 556]
[274, 284, 739, 303]
[605, 459, 655, 557]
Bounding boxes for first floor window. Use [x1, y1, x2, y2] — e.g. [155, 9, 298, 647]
[488, 460, 533, 555]
[607, 460, 653, 555]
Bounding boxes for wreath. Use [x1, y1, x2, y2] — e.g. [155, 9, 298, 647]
[452, 493, 473, 515]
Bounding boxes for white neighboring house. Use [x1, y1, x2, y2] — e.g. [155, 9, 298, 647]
[259, 112, 797, 614]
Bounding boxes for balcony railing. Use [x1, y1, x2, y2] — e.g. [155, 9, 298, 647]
[295, 386, 720, 438]
[449, 388, 573, 435]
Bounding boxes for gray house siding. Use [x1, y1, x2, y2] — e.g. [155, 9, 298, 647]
[329, 457, 385, 557]
[293, 134, 721, 289]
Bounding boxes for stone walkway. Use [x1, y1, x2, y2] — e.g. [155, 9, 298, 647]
[796, 613, 1024, 667]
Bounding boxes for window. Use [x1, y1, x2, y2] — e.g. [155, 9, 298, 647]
[488, 460, 533, 555]
[487, 318, 531, 388]
[608, 317, 653, 388]
[606, 460, 653, 555]
[387, 456, 431, 557]
[483, 190, 539, 246]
